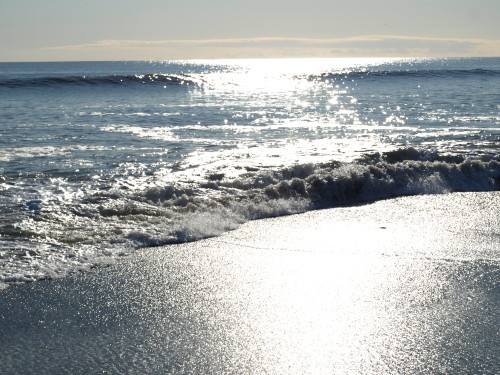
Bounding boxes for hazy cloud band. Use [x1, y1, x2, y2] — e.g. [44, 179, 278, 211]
[40, 35, 500, 60]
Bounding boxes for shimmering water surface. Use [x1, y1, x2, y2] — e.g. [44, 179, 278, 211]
[1, 57, 499, 288]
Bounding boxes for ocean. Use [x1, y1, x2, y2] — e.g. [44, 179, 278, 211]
[1, 57, 499, 290]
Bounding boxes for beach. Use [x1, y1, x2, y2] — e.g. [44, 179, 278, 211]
[1, 191, 499, 374]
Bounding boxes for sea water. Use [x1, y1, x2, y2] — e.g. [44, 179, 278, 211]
[1, 57, 499, 289]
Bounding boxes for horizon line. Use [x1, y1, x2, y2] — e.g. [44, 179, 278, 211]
[1, 56, 499, 64]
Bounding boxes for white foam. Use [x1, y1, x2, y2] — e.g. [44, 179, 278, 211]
[102, 124, 179, 142]
[1, 148, 499, 290]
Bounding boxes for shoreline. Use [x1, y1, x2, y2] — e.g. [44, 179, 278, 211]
[1, 191, 499, 373]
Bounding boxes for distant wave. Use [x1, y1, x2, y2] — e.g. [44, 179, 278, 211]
[0, 73, 202, 88]
[313, 68, 500, 82]
[4, 68, 499, 89]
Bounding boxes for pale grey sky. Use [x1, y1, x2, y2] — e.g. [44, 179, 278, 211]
[1, 0, 500, 61]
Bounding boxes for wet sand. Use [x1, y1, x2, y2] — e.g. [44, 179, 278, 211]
[1, 192, 499, 374]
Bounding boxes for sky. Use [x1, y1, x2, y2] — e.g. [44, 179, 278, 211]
[1, 0, 500, 62]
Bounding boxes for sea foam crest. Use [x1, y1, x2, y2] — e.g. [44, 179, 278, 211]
[127, 148, 499, 245]
[165, 148, 498, 206]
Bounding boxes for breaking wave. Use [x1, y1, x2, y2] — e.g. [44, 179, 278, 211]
[1, 148, 499, 289]
[137, 148, 500, 229]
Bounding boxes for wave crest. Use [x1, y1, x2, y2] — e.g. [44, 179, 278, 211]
[138, 148, 500, 220]
[313, 68, 500, 82]
[0, 74, 202, 88]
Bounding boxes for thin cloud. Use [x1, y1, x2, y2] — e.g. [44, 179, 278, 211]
[41, 35, 500, 60]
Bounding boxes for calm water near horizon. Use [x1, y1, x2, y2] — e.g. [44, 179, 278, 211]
[1, 57, 499, 289]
